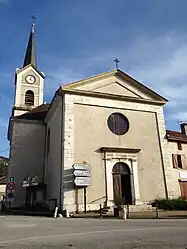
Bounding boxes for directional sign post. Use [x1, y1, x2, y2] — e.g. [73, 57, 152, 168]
[73, 164, 91, 171]
[73, 163, 92, 214]
[74, 170, 91, 177]
[74, 177, 92, 186]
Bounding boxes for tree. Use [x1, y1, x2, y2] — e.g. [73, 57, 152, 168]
[0, 156, 9, 177]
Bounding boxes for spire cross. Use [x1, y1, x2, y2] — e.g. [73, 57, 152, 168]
[114, 58, 120, 69]
[31, 15, 36, 33]
[32, 15, 36, 26]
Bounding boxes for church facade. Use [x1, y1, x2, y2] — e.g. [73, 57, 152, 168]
[7, 22, 187, 212]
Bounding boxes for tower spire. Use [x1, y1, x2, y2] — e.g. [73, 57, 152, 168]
[23, 16, 37, 68]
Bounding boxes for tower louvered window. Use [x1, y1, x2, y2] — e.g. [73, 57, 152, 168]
[25, 90, 34, 106]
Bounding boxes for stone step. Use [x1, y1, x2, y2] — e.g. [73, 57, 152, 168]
[128, 205, 156, 212]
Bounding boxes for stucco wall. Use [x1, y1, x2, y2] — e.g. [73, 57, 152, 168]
[0, 185, 6, 197]
[44, 96, 62, 206]
[15, 66, 44, 111]
[73, 104, 166, 203]
[63, 93, 171, 211]
[8, 120, 45, 207]
[166, 140, 187, 197]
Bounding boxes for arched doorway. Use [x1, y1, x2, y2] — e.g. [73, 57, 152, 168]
[112, 162, 132, 205]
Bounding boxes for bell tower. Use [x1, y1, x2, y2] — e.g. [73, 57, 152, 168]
[13, 17, 45, 117]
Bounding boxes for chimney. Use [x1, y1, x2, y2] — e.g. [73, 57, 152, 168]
[180, 123, 187, 135]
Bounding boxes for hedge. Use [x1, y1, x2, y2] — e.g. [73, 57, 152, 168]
[152, 198, 187, 210]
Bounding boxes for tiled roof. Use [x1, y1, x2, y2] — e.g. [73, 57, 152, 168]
[15, 104, 50, 121]
[166, 130, 187, 143]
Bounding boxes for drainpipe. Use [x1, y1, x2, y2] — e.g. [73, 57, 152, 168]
[104, 151, 108, 206]
[59, 95, 65, 212]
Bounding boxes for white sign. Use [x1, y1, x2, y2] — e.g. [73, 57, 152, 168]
[73, 164, 91, 171]
[74, 170, 92, 177]
[74, 177, 92, 186]
[179, 171, 187, 180]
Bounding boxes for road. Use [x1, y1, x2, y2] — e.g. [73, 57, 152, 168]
[0, 216, 187, 248]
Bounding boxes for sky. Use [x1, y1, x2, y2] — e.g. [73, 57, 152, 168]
[1, 0, 187, 157]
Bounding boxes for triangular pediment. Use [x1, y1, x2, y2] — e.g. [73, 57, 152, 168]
[61, 69, 168, 104]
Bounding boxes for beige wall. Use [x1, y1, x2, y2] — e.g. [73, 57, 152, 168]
[73, 104, 166, 204]
[166, 140, 187, 197]
[0, 185, 6, 197]
[14, 66, 44, 116]
[8, 120, 45, 207]
[44, 95, 62, 206]
[62, 93, 170, 211]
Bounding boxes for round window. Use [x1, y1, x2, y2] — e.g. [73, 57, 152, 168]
[107, 113, 129, 135]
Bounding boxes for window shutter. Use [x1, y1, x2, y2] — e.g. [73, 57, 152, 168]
[181, 155, 187, 169]
[172, 154, 178, 168]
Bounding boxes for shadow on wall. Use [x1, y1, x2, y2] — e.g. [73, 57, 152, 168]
[63, 168, 74, 192]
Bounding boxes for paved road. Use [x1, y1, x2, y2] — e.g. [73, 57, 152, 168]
[0, 216, 187, 248]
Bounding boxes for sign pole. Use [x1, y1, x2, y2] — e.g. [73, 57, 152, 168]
[84, 187, 87, 214]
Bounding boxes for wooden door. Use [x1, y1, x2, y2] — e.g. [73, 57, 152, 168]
[113, 174, 122, 199]
[179, 181, 187, 199]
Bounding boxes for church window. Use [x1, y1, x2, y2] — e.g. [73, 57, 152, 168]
[107, 113, 129, 135]
[25, 90, 34, 106]
[47, 129, 50, 156]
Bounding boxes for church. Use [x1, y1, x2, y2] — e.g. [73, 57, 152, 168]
[7, 21, 187, 213]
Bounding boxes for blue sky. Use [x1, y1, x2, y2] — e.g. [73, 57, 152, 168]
[1, 0, 187, 157]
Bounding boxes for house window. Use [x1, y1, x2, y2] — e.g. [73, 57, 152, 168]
[177, 155, 183, 169]
[172, 154, 187, 169]
[25, 90, 34, 106]
[177, 142, 182, 150]
[47, 129, 50, 156]
[107, 113, 129, 135]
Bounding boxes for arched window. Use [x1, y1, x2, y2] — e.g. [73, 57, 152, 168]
[112, 162, 130, 175]
[25, 90, 34, 106]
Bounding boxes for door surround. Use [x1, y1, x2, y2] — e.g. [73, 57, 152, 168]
[113, 162, 132, 204]
[102, 148, 142, 206]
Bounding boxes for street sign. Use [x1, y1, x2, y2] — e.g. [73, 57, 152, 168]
[6, 188, 15, 202]
[73, 164, 91, 171]
[74, 177, 92, 186]
[7, 181, 16, 191]
[9, 177, 15, 182]
[23, 175, 42, 187]
[74, 170, 91, 177]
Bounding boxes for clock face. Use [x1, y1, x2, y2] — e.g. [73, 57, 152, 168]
[25, 75, 36, 84]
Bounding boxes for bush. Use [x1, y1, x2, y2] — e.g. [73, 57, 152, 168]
[152, 198, 187, 210]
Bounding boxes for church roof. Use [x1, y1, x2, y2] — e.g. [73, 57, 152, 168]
[15, 104, 50, 121]
[23, 21, 37, 68]
[61, 69, 168, 103]
[166, 130, 187, 143]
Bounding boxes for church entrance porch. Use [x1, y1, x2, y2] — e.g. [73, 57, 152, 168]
[100, 147, 142, 207]
[113, 162, 132, 205]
